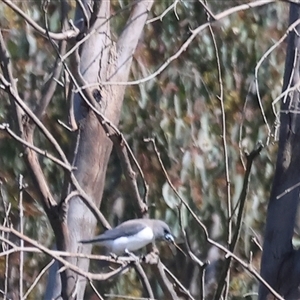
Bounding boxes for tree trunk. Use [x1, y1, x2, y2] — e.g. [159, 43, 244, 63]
[45, 1, 154, 299]
[259, 4, 300, 299]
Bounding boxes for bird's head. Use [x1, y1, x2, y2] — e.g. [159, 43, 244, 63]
[153, 220, 174, 243]
[152, 220, 186, 256]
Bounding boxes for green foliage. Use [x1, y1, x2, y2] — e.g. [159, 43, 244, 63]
[0, 0, 289, 298]
[120, 0, 287, 297]
[0, 2, 70, 298]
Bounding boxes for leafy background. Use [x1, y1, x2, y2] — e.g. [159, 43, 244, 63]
[0, 1, 289, 299]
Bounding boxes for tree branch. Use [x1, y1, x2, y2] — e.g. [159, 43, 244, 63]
[2, 0, 79, 40]
[214, 143, 263, 300]
[98, 0, 276, 86]
[147, 138, 282, 300]
[0, 225, 132, 281]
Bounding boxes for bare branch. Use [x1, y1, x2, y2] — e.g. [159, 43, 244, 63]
[178, 208, 207, 300]
[255, 18, 300, 144]
[0, 225, 132, 281]
[108, 133, 148, 217]
[22, 260, 55, 300]
[0, 31, 23, 131]
[146, 0, 180, 24]
[0, 123, 73, 171]
[146, 138, 282, 300]
[152, 260, 179, 300]
[33, 6, 67, 120]
[133, 262, 154, 299]
[198, 0, 216, 20]
[64, 180, 111, 230]
[65, 47, 149, 215]
[18, 175, 24, 299]
[162, 264, 196, 300]
[208, 16, 231, 299]
[2, 0, 79, 40]
[89, 280, 104, 300]
[214, 143, 263, 300]
[0, 75, 70, 174]
[98, 0, 276, 86]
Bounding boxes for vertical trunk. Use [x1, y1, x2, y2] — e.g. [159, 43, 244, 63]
[46, 1, 154, 298]
[259, 4, 300, 299]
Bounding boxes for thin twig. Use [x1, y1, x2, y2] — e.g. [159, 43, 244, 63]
[19, 175, 24, 299]
[2, 0, 79, 40]
[178, 206, 207, 300]
[0, 225, 132, 281]
[22, 260, 55, 300]
[214, 143, 263, 300]
[255, 18, 300, 144]
[238, 82, 255, 170]
[198, 0, 216, 20]
[85, 0, 276, 87]
[207, 10, 231, 298]
[133, 262, 155, 299]
[104, 294, 156, 300]
[0, 31, 23, 133]
[146, 0, 180, 24]
[89, 280, 104, 300]
[147, 138, 282, 300]
[0, 186, 11, 300]
[0, 123, 73, 171]
[162, 264, 196, 300]
[33, 3, 67, 121]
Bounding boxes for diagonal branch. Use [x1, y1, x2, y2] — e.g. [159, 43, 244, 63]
[0, 123, 72, 171]
[100, 0, 276, 86]
[0, 75, 70, 177]
[0, 38, 57, 211]
[2, 0, 79, 40]
[0, 225, 132, 281]
[67, 46, 149, 215]
[147, 138, 282, 300]
[33, 6, 68, 120]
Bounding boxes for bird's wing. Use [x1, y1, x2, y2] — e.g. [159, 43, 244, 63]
[80, 220, 148, 243]
[98, 221, 147, 240]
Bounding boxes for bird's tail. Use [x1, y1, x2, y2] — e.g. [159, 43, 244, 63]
[79, 237, 99, 244]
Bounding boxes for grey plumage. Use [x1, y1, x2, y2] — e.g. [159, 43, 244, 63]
[79, 219, 174, 255]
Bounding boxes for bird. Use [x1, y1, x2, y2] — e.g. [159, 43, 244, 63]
[79, 219, 174, 255]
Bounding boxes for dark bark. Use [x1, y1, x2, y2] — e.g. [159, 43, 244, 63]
[259, 4, 300, 299]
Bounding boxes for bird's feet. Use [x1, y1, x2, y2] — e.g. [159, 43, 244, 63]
[109, 252, 119, 261]
[124, 249, 140, 263]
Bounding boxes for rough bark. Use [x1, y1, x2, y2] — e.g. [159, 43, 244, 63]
[259, 4, 300, 299]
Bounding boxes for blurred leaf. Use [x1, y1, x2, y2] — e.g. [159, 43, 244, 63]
[162, 182, 178, 210]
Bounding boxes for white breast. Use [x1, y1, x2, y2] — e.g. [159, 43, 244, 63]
[109, 226, 154, 255]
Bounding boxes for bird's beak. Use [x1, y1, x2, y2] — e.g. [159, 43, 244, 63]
[165, 233, 174, 243]
[165, 234, 186, 256]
